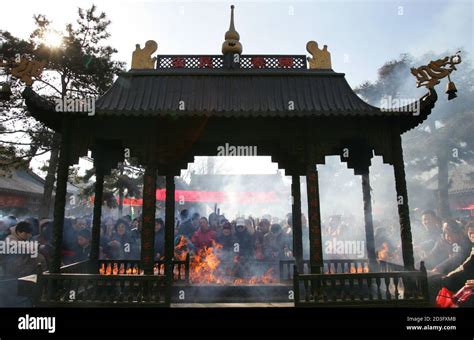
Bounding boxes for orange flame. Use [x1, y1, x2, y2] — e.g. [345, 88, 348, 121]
[99, 237, 278, 284]
[178, 238, 277, 284]
[377, 242, 390, 261]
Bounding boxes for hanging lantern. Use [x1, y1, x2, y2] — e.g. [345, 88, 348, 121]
[446, 80, 457, 100]
[0, 82, 12, 101]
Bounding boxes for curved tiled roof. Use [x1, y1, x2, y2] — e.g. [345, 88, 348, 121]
[94, 69, 385, 117]
[22, 61, 437, 134]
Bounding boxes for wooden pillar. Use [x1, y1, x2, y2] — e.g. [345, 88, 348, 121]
[392, 134, 415, 270]
[50, 122, 71, 273]
[141, 163, 157, 275]
[306, 168, 323, 274]
[164, 174, 175, 306]
[291, 174, 303, 272]
[361, 170, 377, 271]
[90, 163, 105, 262]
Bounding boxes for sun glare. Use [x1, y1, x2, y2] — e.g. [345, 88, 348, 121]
[43, 31, 63, 48]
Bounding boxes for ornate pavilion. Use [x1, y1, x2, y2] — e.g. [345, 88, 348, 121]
[20, 6, 439, 306]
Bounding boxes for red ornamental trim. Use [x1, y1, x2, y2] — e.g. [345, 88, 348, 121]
[199, 57, 213, 68]
[278, 57, 294, 68]
[251, 57, 266, 68]
[172, 57, 185, 68]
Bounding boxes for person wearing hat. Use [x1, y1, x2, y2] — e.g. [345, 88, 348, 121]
[233, 218, 254, 279]
[234, 218, 253, 257]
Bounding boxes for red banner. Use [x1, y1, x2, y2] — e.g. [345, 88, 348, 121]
[91, 190, 280, 206]
[0, 195, 27, 208]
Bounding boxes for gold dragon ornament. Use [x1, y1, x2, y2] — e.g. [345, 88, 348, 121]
[10, 58, 47, 86]
[411, 52, 461, 100]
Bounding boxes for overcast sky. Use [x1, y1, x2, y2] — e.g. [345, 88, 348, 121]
[1, 0, 473, 175]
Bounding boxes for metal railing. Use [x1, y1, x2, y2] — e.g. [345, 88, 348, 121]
[293, 261, 429, 307]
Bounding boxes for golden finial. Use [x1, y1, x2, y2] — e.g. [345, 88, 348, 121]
[131, 40, 158, 69]
[306, 41, 332, 69]
[222, 5, 242, 55]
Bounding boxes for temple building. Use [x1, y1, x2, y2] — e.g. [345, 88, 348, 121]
[19, 6, 439, 306]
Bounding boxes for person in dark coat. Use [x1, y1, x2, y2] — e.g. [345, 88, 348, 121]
[442, 222, 474, 291]
[177, 209, 196, 239]
[424, 219, 471, 275]
[108, 219, 137, 259]
[154, 218, 165, 259]
[254, 219, 270, 260]
[216, 221, 234, 251]
[233, 218, 253, 257]
[5, 221, 47, 278]
[416, 210, 442, 256]
[72, 228, 92, 262]
[215, 221, 235, 275]
[263, 224, 292, 260]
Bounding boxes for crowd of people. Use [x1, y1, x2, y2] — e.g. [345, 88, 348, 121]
[1, 207, 472, 297]
[174, 210, 294, 262]
[413, 210, 474, 294]
[0, 210, 299, 279]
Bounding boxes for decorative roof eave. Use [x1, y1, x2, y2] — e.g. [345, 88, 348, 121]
[397, 89, 438, 134]
[22, 86, 61, 131]
[22, 80, 437, 134]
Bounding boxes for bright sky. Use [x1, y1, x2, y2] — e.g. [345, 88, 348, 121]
[1, 0, 473, 175]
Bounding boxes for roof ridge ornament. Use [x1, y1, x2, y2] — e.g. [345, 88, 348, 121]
[9, 57, 47, 86]
[410, 51, 461, 100]
[222, 5, 242, 55]
[131, 40, 158, 69]
[306, 41, 332, 69]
